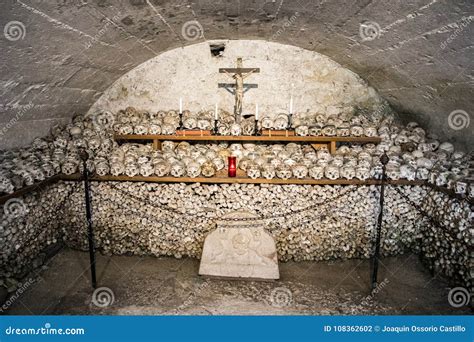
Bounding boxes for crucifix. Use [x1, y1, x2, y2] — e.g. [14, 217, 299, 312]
[219, 57, 260, 121]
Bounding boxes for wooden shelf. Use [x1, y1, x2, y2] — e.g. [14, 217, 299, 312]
[114, 134, 382, 153]
[0, 175, 61, 205]
[60, 173, 424, 186]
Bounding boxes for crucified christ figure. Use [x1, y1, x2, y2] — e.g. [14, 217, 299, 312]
[220, 57, 260, 120]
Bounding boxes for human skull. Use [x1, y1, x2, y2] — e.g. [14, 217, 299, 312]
[95, 162, 110, 176]
[325, 165, 340, 180]
[340, 165, 356, 179]
[247, 163, 261, 179]
[161, 124, 176, 135]
[350, 125, 364, 137]
[201, 161, 216, 177]
[295, 125, 309, 136]
[261, 117, 273, 129]
[276, 164, 292, 180]
[110, 163, 124, 176]
[212, 157, 225, 171]
[370, 165, 383, 179]
[364, 126, 378, 137]
[261, 164, 276, 180]
[61, 161, 77, 176]
[416, 167, 429, 180]
[355, 166, 370, 181]
[139, 162, 154, 177]
[218, 123, 230, 136]
[309, 125, 322, 136]
[154, 161, 170, 177]
[241, 121, 255, 136]
[400, 164, 416, 180]
[292, 164, 308, 179]
[230, 123, 242, 136]
[134, 124, 148, 135]
[149, 124, 162, 135]
[197, 119, 211, 130]
[125, 163, 139, 177]
[170, 162, 186, 177]
[183, 117, 197, 129]
[119, 124, 134, 135]
[274, 117, 288, 130]
[186, 162, 201, 178]
[336, 126, 350, 137]
[386, 166, 400, 180]
[322, 125, 336, 136]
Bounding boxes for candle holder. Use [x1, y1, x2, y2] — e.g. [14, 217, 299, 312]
[254, 119, 260, 136]
[228, 156, 237, 177]
[213, 119, 219, 135]
[288, 113, 293, 130]
[178, 111, 183, 129]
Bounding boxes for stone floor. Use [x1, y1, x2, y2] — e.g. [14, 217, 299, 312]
[4, 248, 470, 315]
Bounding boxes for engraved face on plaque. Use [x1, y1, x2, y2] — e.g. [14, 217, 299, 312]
[199, 210, 279, 280]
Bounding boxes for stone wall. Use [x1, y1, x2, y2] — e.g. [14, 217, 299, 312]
[88, 40, 383, 119]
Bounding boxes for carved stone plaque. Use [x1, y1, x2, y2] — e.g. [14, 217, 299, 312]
[199, 210, 279, 280]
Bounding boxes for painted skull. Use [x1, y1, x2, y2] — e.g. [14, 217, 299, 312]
[336, 126, 350, 137]
[241, 121, 255, 136]
[295, 125, 309, 136]
[183, 117, 197, 129]
[350, 125, 364, 137]
[276, 164, 292, 180]
[197, 119, 211, 130]
[364, 126, 378, 137]
[322, 125, 336, 136]
[212, 157, 225, 171]
[274, 117, 288, 130]
[309, 125, 322, 136]
[201, 161, 216, 177]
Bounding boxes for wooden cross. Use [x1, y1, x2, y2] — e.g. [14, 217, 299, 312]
[219, 57, 260, 119]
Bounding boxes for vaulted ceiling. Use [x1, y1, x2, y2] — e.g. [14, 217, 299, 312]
[1, 0, 472, 150]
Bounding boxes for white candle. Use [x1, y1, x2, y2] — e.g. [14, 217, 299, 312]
[179, 98, 183, 113]
[289, 96, 293, 114]
[255, 103, 259, 120]
[215, 103, 218, 120]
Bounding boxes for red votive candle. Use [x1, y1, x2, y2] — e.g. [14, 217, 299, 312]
[228, 156, 237, 177]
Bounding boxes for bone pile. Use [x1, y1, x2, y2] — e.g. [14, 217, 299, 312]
[0, 182, 76, 290]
